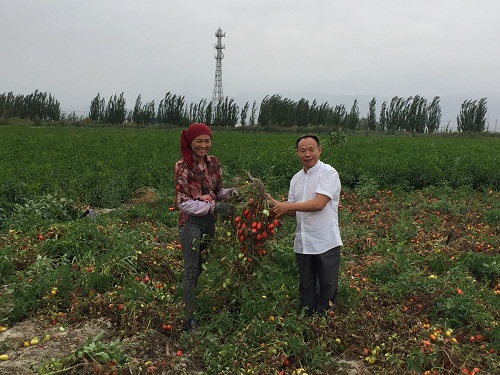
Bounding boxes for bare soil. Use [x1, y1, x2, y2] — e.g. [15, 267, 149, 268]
[0, 316, 369, 374]
[0, 317, 204, 375]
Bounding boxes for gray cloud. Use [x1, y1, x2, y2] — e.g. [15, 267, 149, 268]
[2, 0, 499, 122]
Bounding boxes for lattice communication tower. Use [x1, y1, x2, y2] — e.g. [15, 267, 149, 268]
[212, 27, 225, 106]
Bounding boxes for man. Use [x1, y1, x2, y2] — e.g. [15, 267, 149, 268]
[267, 135, 342, 316]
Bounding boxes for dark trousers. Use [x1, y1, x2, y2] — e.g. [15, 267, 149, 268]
[179, 215, 215, 320]
[295, 246, 340, 315]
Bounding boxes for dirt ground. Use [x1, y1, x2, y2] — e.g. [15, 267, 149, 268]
[0, 316, 369, 375]
[0, 317, 204, 375]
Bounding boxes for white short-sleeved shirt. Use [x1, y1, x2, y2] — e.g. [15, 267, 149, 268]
[288, 160, 343, 255]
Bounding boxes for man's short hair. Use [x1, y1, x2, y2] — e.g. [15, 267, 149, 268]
[296, 135, 320, 149]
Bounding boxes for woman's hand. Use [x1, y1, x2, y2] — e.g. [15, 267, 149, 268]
[200, 194, 213, 202]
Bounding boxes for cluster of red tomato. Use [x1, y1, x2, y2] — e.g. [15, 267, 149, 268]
[233, 198, 280, 260]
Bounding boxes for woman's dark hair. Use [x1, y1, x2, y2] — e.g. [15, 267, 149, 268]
[296, 135, 320, 149]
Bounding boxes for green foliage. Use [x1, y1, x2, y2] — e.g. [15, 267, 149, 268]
[367, 97, 377, 131]
[406, 348, 438, 373]
[459, 252, 500, 283]
[327, 127, 347, 148]
[457, 98, 488, 132]
[89, 93, 105, 122]
[355, 175, 379, 199]
[484, 207, 500, 226]
[0, 247, 15, 283]
[213, 96, 239, 126]
[75, 331, 127, 365]
[0, 90, 62, 121]
[346, 99, 360, 130]
[427, 96, 442, 133]
[1, 127, 499, 214]
[389, 210, 418, 242]
[365, 242, 425, 299]
[104, 92, 127, 124]
[33, 331, 128, 373]
[1, 128, 500, 374]
[378, 95, 443, 134]
[431, 292, 492, 329]
[258, 94, 355, 127]
[5, 194, 79, 230]
[131, 94, 156, 125]
[3, 255, 64, 324]
[157, 91, 187, 125]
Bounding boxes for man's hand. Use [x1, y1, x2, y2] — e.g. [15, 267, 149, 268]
[266, 193, 288, 217]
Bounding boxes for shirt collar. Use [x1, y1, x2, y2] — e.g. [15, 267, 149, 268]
[303, 160, 321, 174]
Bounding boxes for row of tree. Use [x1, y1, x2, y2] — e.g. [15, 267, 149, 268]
[377, 95, 442, 133]
[89, 92, 244, 127]
[257, 94, 445, 134]
[0, 90, 489, 133]
[88, 92, 490, 133]
[0, 90, 62, 121]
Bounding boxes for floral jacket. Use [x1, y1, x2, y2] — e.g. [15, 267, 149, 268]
[174, 155, 231, 227]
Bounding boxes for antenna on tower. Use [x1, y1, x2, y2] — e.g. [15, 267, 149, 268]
[212, 26, 225, 107]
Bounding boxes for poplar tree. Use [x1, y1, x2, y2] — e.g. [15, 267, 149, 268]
[367, 97, 377, 131]
[457, 98, 487, 132]
[427, 96, 441, 133]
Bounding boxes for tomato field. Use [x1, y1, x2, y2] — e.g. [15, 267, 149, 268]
[1, 125, 499, 374]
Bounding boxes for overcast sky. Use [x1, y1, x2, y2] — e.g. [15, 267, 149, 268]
[2, 0, 500, 117]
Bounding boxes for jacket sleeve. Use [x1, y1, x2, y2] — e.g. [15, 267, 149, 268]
[178, 199, 215, 216]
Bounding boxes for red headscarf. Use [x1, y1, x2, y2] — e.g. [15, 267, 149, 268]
[180, 123, 212, 169]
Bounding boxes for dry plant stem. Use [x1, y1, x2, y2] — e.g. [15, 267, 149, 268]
[246, 172, 266, 202]
[243, 171, 271, 211]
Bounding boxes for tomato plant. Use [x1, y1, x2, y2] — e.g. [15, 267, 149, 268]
[229, 174, 280, 261]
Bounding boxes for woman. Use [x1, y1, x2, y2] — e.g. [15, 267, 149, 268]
[174, 123, 235, 332]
